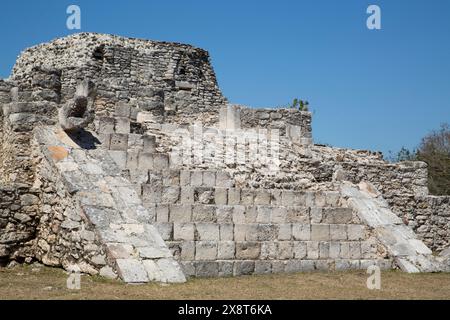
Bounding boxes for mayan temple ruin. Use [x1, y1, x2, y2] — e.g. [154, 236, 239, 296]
[0, 33, 449, 283]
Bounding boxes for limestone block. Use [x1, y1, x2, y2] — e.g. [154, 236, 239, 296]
[231, 205, 246, 223]
[244, 206, 258, 223]
[293, 242, 307, 259]
[306, 241, 319, 259]
[216, 206, 233, 223]
[195, 241, 218, 260]
[180, 241, 196, 260]
[106, 243, 135, 259]
[195, 223, 220, 241]
[190, 171, 203, 187]
[310, 207, 323, 224]
[278, 241, 294, 259]
[256, 206, 272, 223]
[116, 259, 148, 283]
[254, 190, 271, 205]
[292, 224, 310, 241]
[315, 192, 326, 207]
[218, 261, 234, 277]
[304, 192, 315, 207]
[218, 241, 235, 259]
[128, 133, 144, 152]
[311, 224, 330, 241]
[220, 224, 234, 241]
[285, 260, 303, 273]
[234, 224, 247, 241]
[161, 186, 180, 204]
[216, 171, 233, 188]
[162, 170, 180, 186]
[340, 242, 350, 259]
[278, 224, 292, 240]
[271, 207, 287, 223]
[143, 135, 156, 153]
[180, 171, 190, 186]
[300, 260, 315, 272]
[324, 191, 340, 207]
[156, 204, 169, 222]
[233, 261, 254, 276]
[142, 184, 162, 203]
[155, 223, 173, 241]
[271, 261, 287, 273]
[322, 208, 353, 224]
[329, 242, 341, 259]
[214, 188, 228, 205]
[347, 225, 365, 241]
[115, 117, 131, 134]
[180, 187, 195, 204]
[126, 151, 139, 171]
[315, 260, 333, 271]
[156, 258, 186, 283]
[286, 207, 309, 223]
[98, 117, 115, 134]
[202, 171, 216, 187]
[349, 242, 362, 259]
[115, 102, 131, 117]
[98, 133, 111, 148]
[137, 247, 172, 259]
[196, 261, 219, 277]
[256, 224, 279, 241]
[254, 261, 272, 274]
[227, 188, 240, 205]
[169, 205, 192, 222]
[240, 189, 254, 205]
[173, 223, 195, 241]
[138, 152, 154, 170]
[153, 154, 169, 171]
[110, 133, 128, 151]
[281, 191, 296, 206]
[319, 242, 330, 259]
[192, 205, 216, 222]
[330, 224, 347, 241]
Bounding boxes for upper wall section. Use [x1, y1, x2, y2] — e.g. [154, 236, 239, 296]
[10, 33, 226, 118]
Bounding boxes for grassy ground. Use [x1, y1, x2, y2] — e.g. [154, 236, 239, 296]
[0, 265, 449, 300]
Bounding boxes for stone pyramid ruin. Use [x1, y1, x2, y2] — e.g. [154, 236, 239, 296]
[1, 33, 449, 283]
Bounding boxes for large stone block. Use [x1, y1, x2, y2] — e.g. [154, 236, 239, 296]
[256, 206, 272, 223]
[190, 171, 203, 187]
[216, 206, 233, 223]
[227, 188, 240, 205]
[254, 261, 272, 275]
[220, 224, 234, 241]
[195, 241, 218, 260]
[192, 205, 216, 222]
[153, 154, 169, 171]
[180, 241, 196, 260]
[233, 261, 255, 276]
[292, 224, 310, 240]
[110, 133, 128, 151]
[254, 190, 271, 205]
[116, 259, 148, 283]
[180, 187, 195, 204]
[195, 261, 219, 277]
[214, 188, 228, 205]
[216, 171, 233, 188]
[319, 241, 330, 259]
[278, 224, 292, 240]
[115, 117, 131, 134]
[271, 207, 287, 223]
[311, 224, 330, 241]
[98, 117, 115, 134]
[293, 242, 307, 259]
[347, 225, 365, 241]
[195, 223, 220, 241]
[138, 152, 154, 170]
[306, 241, 319, 259]
[156, 204, 169, 222]
[218, 241, 235, 259]
[169, 205, 192, 222]
[330, 224, 347, 240]
[278, 241, 294, 259]
[173, 223, 195, 241]
[322, 208, 353, 224]
[240, 189, 254, 205]
[202, 171, 216, 187]
[256, 224, 279, 241]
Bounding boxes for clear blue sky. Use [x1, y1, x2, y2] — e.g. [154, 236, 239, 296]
[1, 0, 449, 157]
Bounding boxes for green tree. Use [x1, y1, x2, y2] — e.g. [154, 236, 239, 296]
[416, 123, 450, 195]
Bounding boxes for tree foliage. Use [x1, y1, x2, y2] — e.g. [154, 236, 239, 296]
[416, 123, 450, 195]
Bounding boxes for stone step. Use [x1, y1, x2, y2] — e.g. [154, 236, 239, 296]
[155, 221, 367, 243]
[180, 258, 393, 278]
[141, 185, 342, 207]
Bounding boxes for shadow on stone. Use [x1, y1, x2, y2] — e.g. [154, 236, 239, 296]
[66, 129, 100, 150]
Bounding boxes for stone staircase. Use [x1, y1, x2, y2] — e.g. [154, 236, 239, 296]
[33, 126, 186, 283]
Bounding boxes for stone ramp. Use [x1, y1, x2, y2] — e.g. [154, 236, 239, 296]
[34, 126, 186, 283]
[341, 182, 442, 272]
